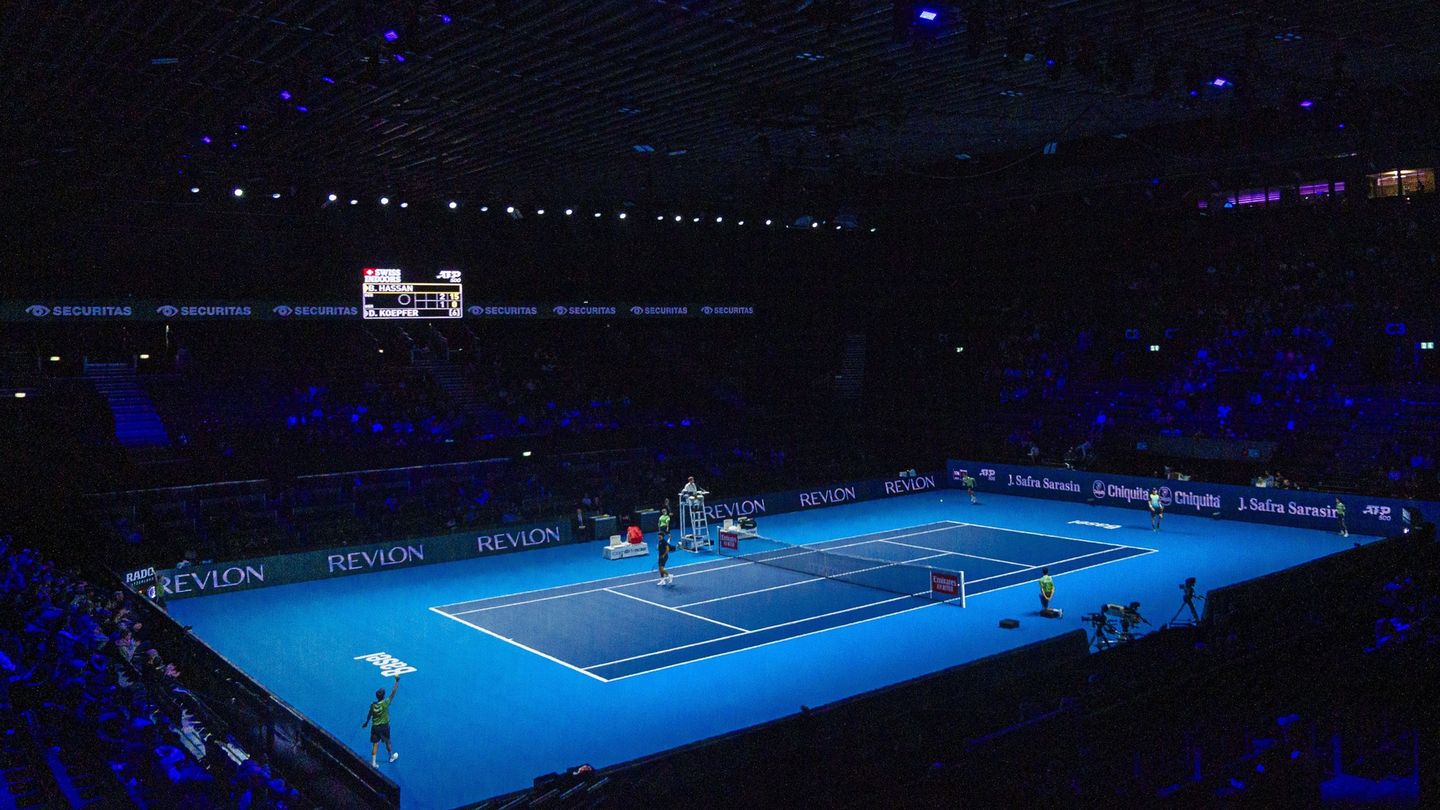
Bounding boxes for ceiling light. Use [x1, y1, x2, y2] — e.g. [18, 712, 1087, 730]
[399, 202, 408, 208]
[380, 197, 389, 205]
[505, 205, 515, 214]
[565, 208, 574, 216]
[480, 205, 489, 212]
[618, 212, 627, 219]
[537, 209, 545, 215]
[448, 201, 458, 209]
[765, 219, 773, 226]
[350, 199, 358, 205]
[675, 215, 682, 222]
[327, 193, 338, 202]
[715, 216, 723, 223]
[189, 187, 200, 193]
[594, 212, 602, 218]
[232, 188, 244, 197]
[917, 9, 939, 22]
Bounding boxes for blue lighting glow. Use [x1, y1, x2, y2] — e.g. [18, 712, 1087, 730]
[296, 106, 309, 113]
[440, 14, 452, 24]
[1211, 77, 1229, 87]
[321, 75, 335, 84]
[201, 136, 212, 144]
[917, 9, 939, 22]
[384, 30, 399, 42]
[279, 90, 292, 100]
[393, 54, 405, 63]
[1299, 99, 1313, 108]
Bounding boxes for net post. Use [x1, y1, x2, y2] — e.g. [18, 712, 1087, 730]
[959, 568, 966, 608]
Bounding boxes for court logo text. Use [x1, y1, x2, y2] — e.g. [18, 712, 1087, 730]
[354, 651, 417, 677]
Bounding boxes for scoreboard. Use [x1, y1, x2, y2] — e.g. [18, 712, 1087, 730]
[361, 267, 463, 319]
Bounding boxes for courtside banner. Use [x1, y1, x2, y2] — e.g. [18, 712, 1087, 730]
[946, 459, 1429, 537]
[698, 472, 942, 523]
[138, 520, 572, 600]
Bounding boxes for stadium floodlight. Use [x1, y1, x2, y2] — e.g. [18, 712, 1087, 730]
[521, 450, 533, 457]
[138, 354, 150, 360]
[13, 392, 24, 399]
[738, 220, 744, 226]
[716, 216, 723, 223]
[349, 199, 358, 205]
[380, 197, 389, 205]
[675, 215, 683, 222]
[232, 187, 244, 197]
[189, 187, 200, 194]
[506, 205, 515, 213]
[399, 202, 408, 208]
[565, 208, 574, 216]
[480, 205, 489, 212]
[594, 212, 602, 217]
[536, 208, 545, 215]
[272, 192, 282, 199]
[327, 193, 338, 202]
[618, 212, 627, 219]
[48, 356, 59, 362]
[448, 201, 458, 209]
[657, 215, 664, 221]
[765, 219, 773, 225]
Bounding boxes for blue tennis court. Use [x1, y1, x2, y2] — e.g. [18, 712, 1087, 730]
[167, 490, 1367, 809]
[431, 521, 1154, 680]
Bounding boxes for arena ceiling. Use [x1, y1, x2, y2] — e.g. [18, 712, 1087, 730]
[3, 0, 1439, 210]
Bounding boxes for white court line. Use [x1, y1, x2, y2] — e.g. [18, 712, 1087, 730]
[598, 599, 946, 682]
[965, 546, 1126, 584]
[585, 591, 921, 670]
[602, 588, 749, 632]
[427, 606, 609, 683]
[877, 538, 1031, 568]
[967, 548, 1159, 597]
[675, 550, 959, 608]
[945, 519, 1158, 553]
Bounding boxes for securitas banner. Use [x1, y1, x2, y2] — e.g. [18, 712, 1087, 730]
[946, 459, 1429, 537]
[136, 519, 572, 600]
[698, 472, 942, 523]
[2, 301, 757, 321]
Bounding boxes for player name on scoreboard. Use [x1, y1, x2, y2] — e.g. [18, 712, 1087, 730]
[361, 267, 463, 319]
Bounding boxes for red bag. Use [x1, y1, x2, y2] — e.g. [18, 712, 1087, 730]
[626, 525, 643, 544]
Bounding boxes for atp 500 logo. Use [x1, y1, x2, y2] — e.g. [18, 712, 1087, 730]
[1362, 505, 1392, 521]
[979, 468, 996, 480]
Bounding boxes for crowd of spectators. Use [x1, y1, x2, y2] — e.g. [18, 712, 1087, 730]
[963, 195, 1440, 497]
[0, 535, 304, 808]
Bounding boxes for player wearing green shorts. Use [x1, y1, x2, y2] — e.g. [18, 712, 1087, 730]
[962, 474, 977, 504]
[1335, 499, 1348, 537]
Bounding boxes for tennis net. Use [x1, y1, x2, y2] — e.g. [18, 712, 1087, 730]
[717, 532, 965, 606]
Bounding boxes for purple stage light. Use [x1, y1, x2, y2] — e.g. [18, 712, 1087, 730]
[201, 135, 212, 144]
[1299, 99, 1313, 108]
[1211, 77, 1229, 87]
[384, 29, 398, 41]
[321, 75, 335, 84]
[279, 89, 292, 100]
[296, 106, 308, 113]
[393, 54, 405, 62]
[439, 14, 452, 24]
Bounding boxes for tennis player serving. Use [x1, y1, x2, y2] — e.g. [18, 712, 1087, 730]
[362, 675, 401, 767]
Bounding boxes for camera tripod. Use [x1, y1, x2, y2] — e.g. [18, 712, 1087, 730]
[1170, 588, 1204, 627]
